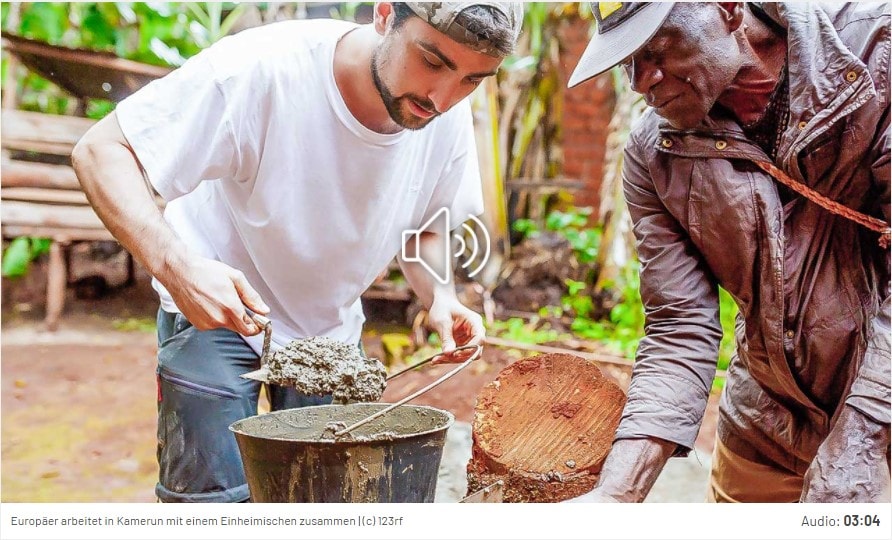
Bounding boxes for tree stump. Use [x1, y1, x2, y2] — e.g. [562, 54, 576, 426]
[467, 353, 626, 502]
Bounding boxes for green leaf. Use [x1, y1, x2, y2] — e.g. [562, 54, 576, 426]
[512, 218, 539, 238]
[30, 238, 52, 258]
[81, 4, 117, 48]
[2, 237, 33, 278]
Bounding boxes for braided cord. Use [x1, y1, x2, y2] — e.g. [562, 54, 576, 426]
[754, 160, 891, 248]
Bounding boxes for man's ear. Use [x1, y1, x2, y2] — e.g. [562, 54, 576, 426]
[717, 2, 745, 32]
[373, 2, 394, 36]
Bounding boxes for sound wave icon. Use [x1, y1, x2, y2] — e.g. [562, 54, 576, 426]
[455, 215, 491, 279]
[401, 208, 492, 285]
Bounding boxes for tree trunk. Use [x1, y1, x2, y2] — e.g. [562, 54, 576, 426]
[467, 353, 626, 502]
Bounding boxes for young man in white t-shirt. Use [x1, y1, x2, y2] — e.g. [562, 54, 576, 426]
[72, 2, 523, 503]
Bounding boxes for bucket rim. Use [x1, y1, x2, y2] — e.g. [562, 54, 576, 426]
[228, 403, 455, 444]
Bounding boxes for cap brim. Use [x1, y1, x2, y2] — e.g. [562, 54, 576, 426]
[568, 2, 676, 88]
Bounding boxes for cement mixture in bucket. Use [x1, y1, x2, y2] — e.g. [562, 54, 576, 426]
[266, 336, 386, 404]
[229, 404, 454, 502]
[232, 403, 451, 443]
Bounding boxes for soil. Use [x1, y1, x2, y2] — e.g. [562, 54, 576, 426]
[1, 263, 720, 502]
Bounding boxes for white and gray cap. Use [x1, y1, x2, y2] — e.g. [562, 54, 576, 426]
[568, 2, 675, 87]
[404, 2, 524, 56]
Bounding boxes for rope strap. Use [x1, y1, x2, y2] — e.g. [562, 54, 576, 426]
[753, 160, 891, 249]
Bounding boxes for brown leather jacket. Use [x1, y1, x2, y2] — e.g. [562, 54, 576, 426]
[617, 2, 890, 473]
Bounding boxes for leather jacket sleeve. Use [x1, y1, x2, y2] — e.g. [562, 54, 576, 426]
[615, 135, 724, 454]
[846, 106, 891, 425]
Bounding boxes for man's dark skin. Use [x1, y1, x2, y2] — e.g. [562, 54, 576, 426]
[572, 2, 890, 503]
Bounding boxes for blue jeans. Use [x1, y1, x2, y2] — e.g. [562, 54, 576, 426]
[154, 309, 332, 502]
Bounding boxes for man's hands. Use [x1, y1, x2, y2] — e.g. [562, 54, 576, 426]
[564, 437, 676, 503]
[427, 292, 485, 364]
[161, 251, 269, 336]
[801, 405, 891, 502]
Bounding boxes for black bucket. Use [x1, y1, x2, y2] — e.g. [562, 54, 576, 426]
[229, 403, 453, 503]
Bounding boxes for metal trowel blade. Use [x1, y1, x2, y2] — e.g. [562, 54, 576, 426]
[240, 366, 271, 382]
[459, 480, 504, 503]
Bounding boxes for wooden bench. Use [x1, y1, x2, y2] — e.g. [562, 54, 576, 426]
[1, 31, 171, 330]
[2, 109, 107, 329]
[1, 109, 164, 329]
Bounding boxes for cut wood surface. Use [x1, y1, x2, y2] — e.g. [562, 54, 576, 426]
[467, 353, 626, 502]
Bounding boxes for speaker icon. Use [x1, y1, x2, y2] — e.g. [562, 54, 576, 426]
[401, 207, 491, 285]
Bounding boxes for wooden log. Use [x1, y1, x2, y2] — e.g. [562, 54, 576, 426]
[1, 109, 95, 155]
[45, 240, 68, 331]
[1, 187, 89, 205]
[0, 200, 106, 230]
[1, 160, 81, 190]
[0, 224, 114, 242]
[467, 353, 626, 502]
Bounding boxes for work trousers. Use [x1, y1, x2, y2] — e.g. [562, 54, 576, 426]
[154, 309, 332, 502]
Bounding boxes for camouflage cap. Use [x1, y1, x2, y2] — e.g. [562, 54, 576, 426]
[404, 2, 524, 57]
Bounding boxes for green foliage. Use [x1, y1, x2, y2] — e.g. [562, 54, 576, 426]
[6, 3, 225, 66]
[716, 287, 739, 391]
[512, 218, 538, 239]
[2, 237, 51, 278]
[513, 206, 602, 264]
[487, 317, 569, 345]
[3, 2, 248, 119]
[565, 262, 644, 359]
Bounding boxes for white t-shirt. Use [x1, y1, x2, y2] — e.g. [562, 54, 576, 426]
[116, 19, 484, 354]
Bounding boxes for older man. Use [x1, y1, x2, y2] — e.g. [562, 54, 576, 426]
[569, 2, 890, 502]
[73, 2, 522, 503]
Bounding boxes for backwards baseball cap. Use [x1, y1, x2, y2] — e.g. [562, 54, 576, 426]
[568, 2, 675, 88]
[404, 2, 524, 57]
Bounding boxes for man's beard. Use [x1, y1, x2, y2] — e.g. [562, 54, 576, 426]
[371, 50, 439, 131]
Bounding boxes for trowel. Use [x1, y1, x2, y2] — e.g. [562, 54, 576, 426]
[240, 313, 274, 383]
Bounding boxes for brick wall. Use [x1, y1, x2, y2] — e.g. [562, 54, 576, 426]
[556, 16, 616, 211]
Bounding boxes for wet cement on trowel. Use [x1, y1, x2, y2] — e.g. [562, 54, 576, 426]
[266, 336, 386, 404]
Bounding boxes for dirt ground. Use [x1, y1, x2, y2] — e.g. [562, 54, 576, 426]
[1, 258, 718, 503]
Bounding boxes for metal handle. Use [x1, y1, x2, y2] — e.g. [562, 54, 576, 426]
[248, 312, 272, 366]
[334, 345, 483, 437]
[385, 344, 481, 381]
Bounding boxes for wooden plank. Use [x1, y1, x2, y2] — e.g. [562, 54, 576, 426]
[2, 187, 89, 205]
[1, 160, 81, 189]
[1, 110, 95, 155]
[0, 224, 114, 242]
[0, 200, 106, 231]
[46, 240, 66, 330]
